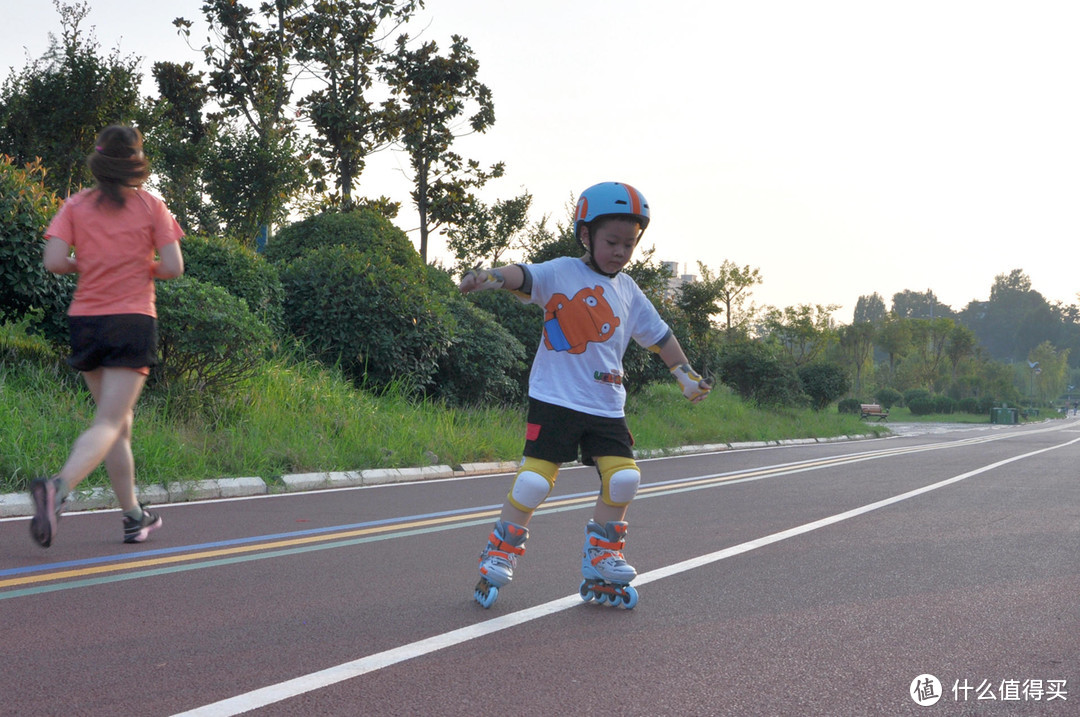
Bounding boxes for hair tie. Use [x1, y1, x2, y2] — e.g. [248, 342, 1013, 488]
[95, 146, 104, 152]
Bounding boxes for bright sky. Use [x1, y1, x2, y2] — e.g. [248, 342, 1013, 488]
[4, 1, 1079, 322]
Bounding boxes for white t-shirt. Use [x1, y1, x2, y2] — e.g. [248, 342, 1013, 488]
[521, 256, 670, 418]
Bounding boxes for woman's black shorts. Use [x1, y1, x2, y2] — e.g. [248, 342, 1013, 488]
[67, 314, 158, 373]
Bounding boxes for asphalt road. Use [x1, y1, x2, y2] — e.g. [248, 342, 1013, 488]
[3, 420, 1079, 716]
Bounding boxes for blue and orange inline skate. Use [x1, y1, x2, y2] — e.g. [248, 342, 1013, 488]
[579, 520, 638, 609]
[474, 519, 528, 608]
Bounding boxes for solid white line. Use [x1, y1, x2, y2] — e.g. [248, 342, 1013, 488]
[172, 434, 1080, 717]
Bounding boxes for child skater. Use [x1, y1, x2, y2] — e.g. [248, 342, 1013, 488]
[31, 124, 184, 547]
[459, 181, 711, 608]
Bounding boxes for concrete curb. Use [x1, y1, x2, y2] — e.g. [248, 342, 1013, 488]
[0, 437, 877, 519]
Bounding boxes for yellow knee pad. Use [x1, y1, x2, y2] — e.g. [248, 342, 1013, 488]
[507, 457, 560, 513]
[596, 455, 640, 507]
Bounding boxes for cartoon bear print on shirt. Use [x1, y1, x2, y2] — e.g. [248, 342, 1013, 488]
[543, 285, 620, 354]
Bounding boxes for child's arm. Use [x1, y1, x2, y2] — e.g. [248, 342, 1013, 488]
[43, 237, 78, 275]
[458, 264, 526, 294]
[654, 334, 713, 403]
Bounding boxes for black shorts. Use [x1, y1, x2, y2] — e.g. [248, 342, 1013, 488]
[67, 314, 158, 373]
[523, 398, 634, 466]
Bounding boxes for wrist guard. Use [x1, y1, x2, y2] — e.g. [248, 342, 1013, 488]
[671, 364, 712, 403]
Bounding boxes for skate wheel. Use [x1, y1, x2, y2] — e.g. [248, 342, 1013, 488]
[474, 580, 498, 608]
[578, 579, 595, 603]
[620, 585, 639, 609]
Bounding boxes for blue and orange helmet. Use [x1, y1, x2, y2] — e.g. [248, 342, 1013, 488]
[574, 182, 650, 245]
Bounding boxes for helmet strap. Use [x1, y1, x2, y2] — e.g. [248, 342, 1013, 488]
[579, 225, 620, 278]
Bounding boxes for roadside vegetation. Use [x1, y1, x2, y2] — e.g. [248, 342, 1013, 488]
[0, 322, 890, 495]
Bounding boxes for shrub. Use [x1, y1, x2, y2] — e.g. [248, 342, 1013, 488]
[0, 314, 61, 366]
[154, 276, 273, 393]
[903, 388, 931, 408]
[465, 289, 542, 397]
[958, 397, 979, 414]
[180, 234, 285, 332]
[432, 298, 527, 406]
[0, 156, 72, 342]
[933, 395, 956, 414]
[907, 395, 937, 415]
[838, 397, 862, 415]
[716, 340, 805, 408]
[874, 387, 902, 409]
[281, 245, 452, 392]
[266, 208, 420, 268]
[798, 362, 850, 411]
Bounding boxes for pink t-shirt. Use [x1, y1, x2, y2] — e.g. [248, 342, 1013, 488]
[44, 188, 183, 317]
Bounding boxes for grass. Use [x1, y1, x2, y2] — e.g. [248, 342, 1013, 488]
[0, 322, 893, 494]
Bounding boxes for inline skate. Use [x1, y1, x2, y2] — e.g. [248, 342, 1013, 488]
[474, 519, 528, 608]
[579, 520, 638, 609]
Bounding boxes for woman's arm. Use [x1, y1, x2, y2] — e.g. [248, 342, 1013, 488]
[153, 241, 185, 279]
[43, 237, 78, 275]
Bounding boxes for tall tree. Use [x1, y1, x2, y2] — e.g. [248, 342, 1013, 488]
[292, 0, 421, 207]
[145, 61, 217, 234]
[853, 292, 887, 325]
[0, 1, 144, 196]
[945, 323, 978, 384]
[382, 33, 502, 262]
[875, 314, 911, 385]
[958, 269, 1056, 362]
[838, 321, 876, 395]
[713, 260, 762, 337]
[176, 0, 309, 243]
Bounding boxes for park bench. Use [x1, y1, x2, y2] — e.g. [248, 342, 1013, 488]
[860, 403, 889, 421]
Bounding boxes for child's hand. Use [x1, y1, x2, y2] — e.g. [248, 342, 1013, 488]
[671, 364, 712, 403]
[459, 266, 505, 294]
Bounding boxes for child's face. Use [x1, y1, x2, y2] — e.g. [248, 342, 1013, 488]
[584, 219, 639, 275]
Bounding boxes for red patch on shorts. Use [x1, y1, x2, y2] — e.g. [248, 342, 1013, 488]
[526, 422, 541, 441]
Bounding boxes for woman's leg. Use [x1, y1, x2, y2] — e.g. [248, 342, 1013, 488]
[57, 367, 146, 510]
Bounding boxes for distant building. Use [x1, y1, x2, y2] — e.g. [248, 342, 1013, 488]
[662, 261, 697, 299]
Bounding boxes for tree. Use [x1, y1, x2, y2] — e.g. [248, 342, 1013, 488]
[145, 61, 217, 234]
[445, 192, 532, 272]
[875, 314, 911, 385]
[203, 124, 308, 243]
[382, 33, 502, 262]
[958, 269, 1056, 362]
[714, 260, 762, 337]
[674, 262, 728, 344]
[761, 303, 839, 367]
[945, 323, 978, 384]
[853, 292, 886, 325]
[291, 0, 421, 207]
[1027, 341, 1069, 405]
[892, 289, 952, 320]
[0, 1, 145, 197]
[838, 321, 875, 395]
[176, 0, 309, 242]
